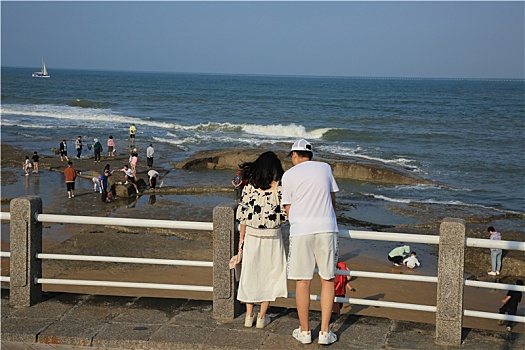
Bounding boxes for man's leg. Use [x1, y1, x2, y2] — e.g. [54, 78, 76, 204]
[296, 280, 311, 331]
[320, 277, 335, 332]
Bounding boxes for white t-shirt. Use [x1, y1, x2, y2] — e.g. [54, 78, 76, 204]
[148, 170, 160, 180]
[282, 161, 339, 237]
[122, 168, 134, 178]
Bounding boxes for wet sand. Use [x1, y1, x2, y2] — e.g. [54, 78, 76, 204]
[1, 143, 523, 334]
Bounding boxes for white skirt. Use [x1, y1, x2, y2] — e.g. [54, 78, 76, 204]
[237, 229, 288, 303]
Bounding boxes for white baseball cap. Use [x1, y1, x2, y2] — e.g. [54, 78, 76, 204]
[288, 139, 313, 156]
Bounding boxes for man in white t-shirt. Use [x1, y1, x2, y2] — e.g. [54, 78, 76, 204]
[281, 139, 339, 345]
[147, 169, 160, 189]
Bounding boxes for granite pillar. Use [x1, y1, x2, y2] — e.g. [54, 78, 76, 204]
[212, 202, 240, 320]
[10, 196, 43, 307]
[435, 218, 466, 346]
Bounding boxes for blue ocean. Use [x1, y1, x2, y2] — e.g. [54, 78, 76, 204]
[1, 67, 524, 232]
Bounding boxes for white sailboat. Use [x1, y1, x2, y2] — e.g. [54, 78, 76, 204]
[32, 56, 50, 78]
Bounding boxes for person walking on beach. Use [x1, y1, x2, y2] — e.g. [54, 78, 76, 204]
[403, 251, 420, 269]
[282, 139, 339, 345]
[388, 245, 410, 266]
[497, 279, 523, 332]
[31, 151, 40, 174]
[236, 151, 288, 329]
[59, 139, 69, 162]
[146, 144, 154, 169]
[23, 156, 31, 176]
[75, 136, 83, 159]
[107, 135, 115, 157]
[488, 226, 502, 276]
[114, 164, 139, 194]
[64, 161, 77, 198]
[93, 138, 103, 162]
[129, 123, 137, 148]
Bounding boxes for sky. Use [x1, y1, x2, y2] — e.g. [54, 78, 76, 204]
[1, 1, 524, 79]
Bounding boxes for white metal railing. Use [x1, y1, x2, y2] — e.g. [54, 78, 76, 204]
[1, 211, 524, 326]
[35, 213, 213, 231]
[35, 278, 213, 292]
[37, 253, 213, 267]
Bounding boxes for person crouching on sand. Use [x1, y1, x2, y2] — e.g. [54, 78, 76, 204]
[388, 245, 410, 266]
[403, 251, 420, 269]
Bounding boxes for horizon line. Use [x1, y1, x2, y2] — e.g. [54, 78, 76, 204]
[3, 65, 524, 82]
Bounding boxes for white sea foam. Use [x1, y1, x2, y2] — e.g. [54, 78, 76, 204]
[365, 193, 522, 214]
[241, 123, 330, 139]
[319, 144, 423, 172]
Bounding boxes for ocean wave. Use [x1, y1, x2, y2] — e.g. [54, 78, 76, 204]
[1, 104, 178, 130]
[319, 144, 423, 172]
[241, 123, 331, 139]
[365, 193, 522, 214]
[67, 99, 113, 108]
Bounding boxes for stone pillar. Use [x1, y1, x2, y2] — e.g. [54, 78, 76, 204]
[212, 202, 240, 319]
[435, 218, 466, 346]
[9, 196, 43, 307]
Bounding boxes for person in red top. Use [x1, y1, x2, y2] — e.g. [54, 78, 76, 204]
[64, 161, 77, 199]
[333, 261, 356, 315]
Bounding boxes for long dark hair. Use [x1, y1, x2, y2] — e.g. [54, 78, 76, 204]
[239, 151, 284, 190]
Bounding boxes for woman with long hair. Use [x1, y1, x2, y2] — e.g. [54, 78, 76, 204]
[236, 151, 288, 329]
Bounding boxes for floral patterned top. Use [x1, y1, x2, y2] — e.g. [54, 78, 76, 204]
[236, 183, 287, 235]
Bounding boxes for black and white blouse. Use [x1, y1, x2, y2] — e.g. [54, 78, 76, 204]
[236, 183, 287, 233]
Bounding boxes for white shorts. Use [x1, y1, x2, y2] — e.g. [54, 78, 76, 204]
[287, 232, 338, 280]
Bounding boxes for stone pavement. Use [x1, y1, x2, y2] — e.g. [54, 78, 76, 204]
[1, 291, 523, 350]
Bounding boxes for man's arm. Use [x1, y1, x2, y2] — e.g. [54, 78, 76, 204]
[331, 192, 336, 211]
[284, 204, 291, 218]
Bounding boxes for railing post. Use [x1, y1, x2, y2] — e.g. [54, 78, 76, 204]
[212, 202, 240, 319]
[9, 196, 43, 307]
[435, 217, 466, 346]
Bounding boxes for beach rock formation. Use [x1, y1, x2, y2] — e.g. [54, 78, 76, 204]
[174, 147, 432, 185]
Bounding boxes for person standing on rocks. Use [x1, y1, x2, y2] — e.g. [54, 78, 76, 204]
[107, 135, 116, 157]
[488, 226, 502, 276]
[129, 123, 137, 149]
[75, 136, 83, 159]
[23, 156, 31, 176]
[31, 151, 40, 174]
[146, 144, 154, 169]
[282, 139, 339, 345]
[93, 138, 103, 162]
[64, 161, 77, 199]
[59, 139, 69, 161]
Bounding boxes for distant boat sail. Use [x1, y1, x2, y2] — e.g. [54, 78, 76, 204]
[32, 56, 50, 78]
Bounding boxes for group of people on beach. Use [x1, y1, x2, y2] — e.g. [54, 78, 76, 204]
[50, 123, 161, 201]
[232, 139, 341, 345]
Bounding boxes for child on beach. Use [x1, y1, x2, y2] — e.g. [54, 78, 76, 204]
[333, 261, 356, 315]
[497, 279, 523, 332]
[32, 151, 40, 174]
[23, 156, 31, 176]
[403, 251, 421, 269]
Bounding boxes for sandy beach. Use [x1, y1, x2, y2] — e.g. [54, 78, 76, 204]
[1, 143, 523, 334]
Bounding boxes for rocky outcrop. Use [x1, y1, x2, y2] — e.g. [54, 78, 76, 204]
[174, 147, 433, 185]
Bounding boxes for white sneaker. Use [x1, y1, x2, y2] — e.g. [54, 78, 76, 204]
[256, 314, 271, 329]
[318, 330, 337, 345]
[292, 327, 312, 344]
[488, 271, 497, 276]
[244, 313, 255, 328]
[496, 271, 500, 275]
